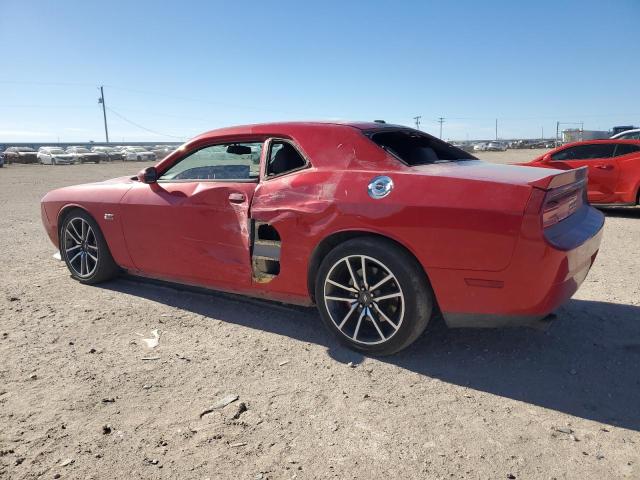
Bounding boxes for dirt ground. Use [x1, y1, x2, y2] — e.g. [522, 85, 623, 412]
[1, 150, 639, 480]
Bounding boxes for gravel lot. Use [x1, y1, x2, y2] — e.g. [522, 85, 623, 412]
[1, 151, 639, 479]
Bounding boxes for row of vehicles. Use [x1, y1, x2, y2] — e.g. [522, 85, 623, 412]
[1, 145, 178, 166]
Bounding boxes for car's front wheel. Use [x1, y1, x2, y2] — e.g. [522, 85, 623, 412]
[60, 210, 119, 284]
[315, 237, 434, 355]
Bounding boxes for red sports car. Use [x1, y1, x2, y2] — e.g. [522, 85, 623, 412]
[522, 139, 640, 206]
[41, 122, 604, 355]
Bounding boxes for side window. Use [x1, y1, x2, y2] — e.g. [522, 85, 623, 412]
[613, 144, 640, 157]
[159, 142, 262, 181]
[266, 140, 306, 177]
[551, 144, 615, 161]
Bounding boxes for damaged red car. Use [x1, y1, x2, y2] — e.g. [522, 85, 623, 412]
[41, 122, 604, 355]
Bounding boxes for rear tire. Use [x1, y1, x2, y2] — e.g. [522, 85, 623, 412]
[315, 237, 434, 355]
[60, 210, 119, 284]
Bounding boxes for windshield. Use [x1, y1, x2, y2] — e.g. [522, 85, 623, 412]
[368, 130, 475, 165]
[49, 149, 65, 154]
[128, 147, 147, 152]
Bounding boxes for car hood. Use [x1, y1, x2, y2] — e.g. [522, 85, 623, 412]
[409, 160, 566, 189]
[41, 176, 137, 208]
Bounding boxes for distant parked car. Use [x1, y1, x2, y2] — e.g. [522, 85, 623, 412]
[522, 139, 640, 206]
[148, 145, 175, 160]
[3, 146, 38, 164]
[473, 143, 487, 152]
[66, 146, 106, 164]
[611, 126, 638, 137]
[121, 146, 157, 162]
[610, 128, 640, 140]
[38, 147, 76, 165]
[485, 141, 508, 152]
[91, 146, 125, 161]
[0, 151, 4, 168]
[111, 146, 137, 161]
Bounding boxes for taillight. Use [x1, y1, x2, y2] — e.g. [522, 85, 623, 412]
[541, 180, 585, 228]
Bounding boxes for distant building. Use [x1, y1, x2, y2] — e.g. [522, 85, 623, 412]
[562, 129, 609, 143]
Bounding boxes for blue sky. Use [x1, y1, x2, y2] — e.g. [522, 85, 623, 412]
[0, 0, 638, 142]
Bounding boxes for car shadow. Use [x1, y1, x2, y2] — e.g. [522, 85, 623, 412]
[599, 206, 640, 219]
[99, 275, 640, 431]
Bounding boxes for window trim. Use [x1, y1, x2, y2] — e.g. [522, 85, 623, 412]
[261, 137, 312, 181]
[156, 139, 265, 183]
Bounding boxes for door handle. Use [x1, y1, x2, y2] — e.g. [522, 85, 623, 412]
[594, 164, 613, 170]
[228, 192, 246, 203]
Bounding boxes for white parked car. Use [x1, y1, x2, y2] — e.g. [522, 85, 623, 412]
[610, 128, 640, 140]
[120, 146, 157, 162]
[91, 146, 125, 161]
[485, 141, 508, 152]
[473, 142, 487, 151]
[66, 146, 107, 164]
[37, 147, 76, 165]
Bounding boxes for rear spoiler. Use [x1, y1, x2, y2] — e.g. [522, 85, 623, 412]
[528, 166, 588, 190]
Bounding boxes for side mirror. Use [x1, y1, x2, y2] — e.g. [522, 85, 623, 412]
[137, 166, 158, 184]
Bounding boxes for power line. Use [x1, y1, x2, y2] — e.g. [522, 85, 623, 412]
[105, 107, 185, 139]
[103, 84, 326, 117]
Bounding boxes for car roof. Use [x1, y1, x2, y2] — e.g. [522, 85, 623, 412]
[611, 128, 640, 138]
[558, 139, 640, 149]
[193, 121, 409, 140]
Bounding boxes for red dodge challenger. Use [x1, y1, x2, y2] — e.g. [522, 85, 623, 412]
[522, 139, 640, 206]
[41, 122, 604, 354]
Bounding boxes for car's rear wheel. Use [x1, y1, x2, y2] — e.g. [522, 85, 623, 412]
[60, 210, 119, 284]
[315, 237, 434, 355]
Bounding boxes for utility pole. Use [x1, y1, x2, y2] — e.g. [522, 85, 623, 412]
[98, 86, 109, 143]
[541, 126, 544, 140]
[413, 115, 422, 130]
[556, 121, 560, 143]
[437, 117, 445, 139]
[495, 118, 498, 140]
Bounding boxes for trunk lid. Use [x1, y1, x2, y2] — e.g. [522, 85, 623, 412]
[409, 160, 573, 189]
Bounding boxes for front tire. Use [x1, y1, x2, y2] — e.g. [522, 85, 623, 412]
[315, 237, 434, 355]
[60, 210, 119, 284]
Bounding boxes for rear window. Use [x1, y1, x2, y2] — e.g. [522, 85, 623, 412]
[368, 130, 475, 165]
